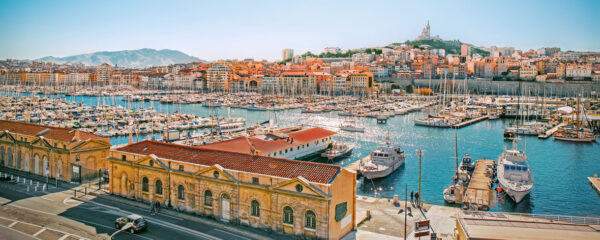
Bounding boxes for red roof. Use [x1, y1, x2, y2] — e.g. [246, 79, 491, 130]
[0, 120, 108, 142]
[287, 127, 336, 144]
[116, 140, 340, 184]
[199, 127, 336, 154]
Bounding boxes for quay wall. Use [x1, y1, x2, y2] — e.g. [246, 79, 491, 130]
[383, 78, 600, 97]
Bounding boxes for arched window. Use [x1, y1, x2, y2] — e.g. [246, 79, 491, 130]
[204, 190, 212, 206]
[16, 150, 21, 169]
[251, 200, 260, 217]
[142, 177, 149, 192]
[177, 185, 185, 200]
[305, 210, 316, 229]
[155, 180, 162, 195]
[283, 206, 294, 224]
[0, 146, 4, 166]
[56, 159, 62, 178]
[24, 154, 29, 171]
[7, 148, 12, 167]
[42, 155, 48, 176]
[34, 154, 40, 174]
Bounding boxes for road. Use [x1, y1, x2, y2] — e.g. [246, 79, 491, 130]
[0, 174, 273, 240]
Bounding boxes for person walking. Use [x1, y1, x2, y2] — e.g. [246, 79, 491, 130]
[150, 201, 155, 215]
[156, 200, 161, 214]
[415, 192, 420, 208]
[410, 191, 414, 203]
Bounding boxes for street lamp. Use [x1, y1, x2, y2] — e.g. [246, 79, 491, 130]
[415, 150, 425, 208]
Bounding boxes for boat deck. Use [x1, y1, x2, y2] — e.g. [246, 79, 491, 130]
[344, 156, 367, 173]
[538, 122, 566, 139]
[589, 177, 600, 195]
[453, 115, 488, 128]
[463, 159, 495, 208]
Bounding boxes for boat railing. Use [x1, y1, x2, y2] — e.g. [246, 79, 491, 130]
[461, 210, 600, 225]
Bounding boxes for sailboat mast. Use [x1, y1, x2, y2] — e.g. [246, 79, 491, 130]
[454, 127, 458, 172]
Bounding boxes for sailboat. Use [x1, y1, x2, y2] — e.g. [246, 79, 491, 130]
[554, 94, 597, 142]
[443, 128, 472, 203]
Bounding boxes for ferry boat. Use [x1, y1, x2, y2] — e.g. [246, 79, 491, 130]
[497, 139, 534, 203]
[321, 141, 354, 160]
[359, 136, 405, 179]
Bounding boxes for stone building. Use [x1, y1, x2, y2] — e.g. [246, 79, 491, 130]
[0, 120, 110, 182]
[109, 140, 356, 239]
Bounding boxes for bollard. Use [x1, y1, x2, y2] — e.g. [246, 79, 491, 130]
[23, 178, 26, 184]
[27, 186, 29, 192]
[16, 176, 19, 182]
[43, 184, 47, 191]
[84, 187, 87, 195]
[30, 180, 33, 185]
[36, 182, 39, 187]
[74, 189, 77, 198]
[10, 175, 13, 181]
[34, 186, 37, 192]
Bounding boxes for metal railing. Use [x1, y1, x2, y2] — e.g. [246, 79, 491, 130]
[461, 210, 600, 225]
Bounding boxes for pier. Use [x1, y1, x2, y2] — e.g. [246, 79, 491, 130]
[453, 115, 489, 128]
[538, 122, 567, 139]
[589, 176, 600, 195]
[345, 156, 368, 174]
[463, 159, 496, 210]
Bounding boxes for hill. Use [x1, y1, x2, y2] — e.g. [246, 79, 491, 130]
[36, 48, 204, 68]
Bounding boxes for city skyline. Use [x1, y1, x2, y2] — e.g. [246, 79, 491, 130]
[0, 0, 599, 61]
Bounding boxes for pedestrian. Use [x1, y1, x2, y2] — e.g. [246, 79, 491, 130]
[410, 191, 414, 203]
[415, 192, 420, 207]
[156, 200, 161, 214]
[150, 201, 155, 215]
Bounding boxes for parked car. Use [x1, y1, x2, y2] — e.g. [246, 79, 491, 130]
[114, 214, 147, 233]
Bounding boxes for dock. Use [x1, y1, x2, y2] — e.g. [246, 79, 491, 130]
[589, 176, 600, 195]
[463, 159, 496, 210]
[538, 122, 567, 139]
[345, 156, 368, 173]
[453, 115, 488, 128]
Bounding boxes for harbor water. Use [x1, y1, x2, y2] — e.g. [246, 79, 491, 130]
[7, 92, 600, 217]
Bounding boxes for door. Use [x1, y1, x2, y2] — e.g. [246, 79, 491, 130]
[34, 155, 40, 174]
[221, 194, 230, 222]
[71, 164, 81, 183]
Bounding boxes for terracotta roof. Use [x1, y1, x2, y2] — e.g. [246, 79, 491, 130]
[0, 120, 108, 142]
[116, 140, 340, 184]
[199, 127, 336, 154]
[287, 127, 336, 144]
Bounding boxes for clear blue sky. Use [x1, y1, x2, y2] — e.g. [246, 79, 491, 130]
[0, 0, 598, 61]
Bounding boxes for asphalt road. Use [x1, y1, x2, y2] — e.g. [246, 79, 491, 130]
[0, 175, 265, 240]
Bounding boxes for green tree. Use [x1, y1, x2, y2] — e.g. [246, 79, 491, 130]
[405, 84, 413, 93]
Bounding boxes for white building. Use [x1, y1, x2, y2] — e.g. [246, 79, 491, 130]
[324, 47, 341, 54]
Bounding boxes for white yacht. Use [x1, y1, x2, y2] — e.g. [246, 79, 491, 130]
[497, 140, 534, 203]
[339, 120, 365, 132]
[359, 136, 405, 179]
[443, 154, 474, 203]
[321, 141, 354, 160]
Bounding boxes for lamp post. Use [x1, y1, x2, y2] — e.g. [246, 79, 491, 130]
[415, 149, 424, 208]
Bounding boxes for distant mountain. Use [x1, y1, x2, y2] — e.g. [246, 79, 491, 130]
[391, 40, 490, 57]
[35, 48, 204, 68]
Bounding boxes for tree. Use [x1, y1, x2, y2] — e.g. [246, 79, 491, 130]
[390, 83, 401, 90]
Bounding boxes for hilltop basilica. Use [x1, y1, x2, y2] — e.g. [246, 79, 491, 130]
[414, 20, 441, 41]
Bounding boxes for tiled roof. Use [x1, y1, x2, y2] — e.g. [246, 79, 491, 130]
[0, 120, 108, 142]
[116, 140, 340, 184]
[199, 127, 336, 154]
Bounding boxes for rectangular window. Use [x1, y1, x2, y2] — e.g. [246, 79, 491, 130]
[121, 155, 126, 161]
[252, 177, 259, 185]
[179, 165, 184, 171]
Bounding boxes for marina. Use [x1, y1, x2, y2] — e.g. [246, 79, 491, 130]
[1, 90, 599, 218]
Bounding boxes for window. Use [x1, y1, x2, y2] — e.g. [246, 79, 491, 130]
[213, 171, 219, 179]
[252, 177, 259, 185]
[177, 185, 185, 200]
[295, 184, 303, 192]
[283, 206, 294, 224]
[179, 165, 184, 171]
[305, 210, 316, 229]
[251, 200, 260, 217]
[121, 155, 126, 161]
[204, 190, 212, 206]
[149, 160, 154, 167]
[16, 151, 21, 169]
[155, 180, 162, 195]
[142, 177, 149, 192]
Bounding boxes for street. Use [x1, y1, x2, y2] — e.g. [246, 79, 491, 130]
[0, 172, 276, 240]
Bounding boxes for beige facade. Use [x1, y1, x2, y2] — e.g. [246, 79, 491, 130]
[0, 120, 110, 182]
[109, 140, 356, 239]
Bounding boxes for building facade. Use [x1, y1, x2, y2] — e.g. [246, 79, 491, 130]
[0, 120, 110, 182]
[207, 63, 233, 91]
[109, 140, 356, 239]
